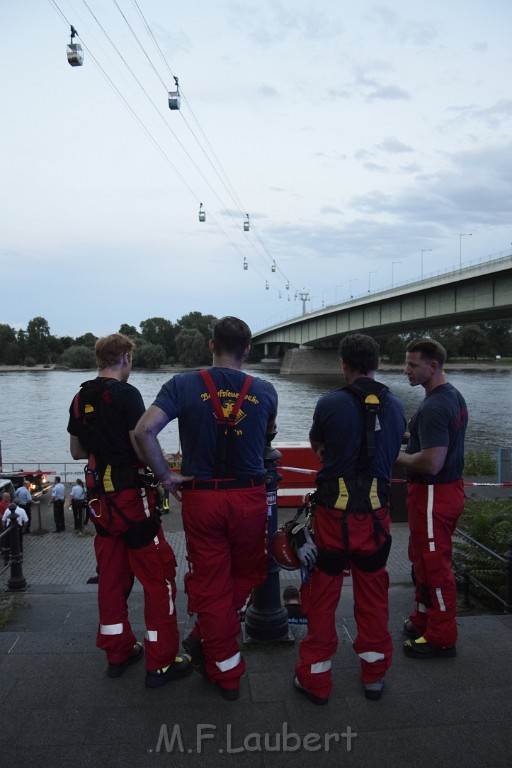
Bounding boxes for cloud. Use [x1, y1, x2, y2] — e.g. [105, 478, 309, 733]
[377, 137, 414, 153]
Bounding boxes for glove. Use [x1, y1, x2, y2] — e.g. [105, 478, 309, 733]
[291, 523, 318, 568]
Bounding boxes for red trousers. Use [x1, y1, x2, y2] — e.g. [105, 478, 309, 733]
[295, 505, 392, 699]
[407, 480, 464, 647]
[181, 486, 268, 691]
[91, 488, 180, 670]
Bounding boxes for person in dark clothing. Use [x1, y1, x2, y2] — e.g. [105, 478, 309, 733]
[396, 338, 468, 658]
[67, 332, 192, 688]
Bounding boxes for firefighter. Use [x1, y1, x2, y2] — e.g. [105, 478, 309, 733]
[134, 316, 278, 700]
[294, 334, 406, 702]
[67, 333, 192, 687]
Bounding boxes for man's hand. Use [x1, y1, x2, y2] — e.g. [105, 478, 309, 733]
[161, 471, 194, 502]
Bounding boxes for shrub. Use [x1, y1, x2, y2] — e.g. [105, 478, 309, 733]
[463, 449, 497, 476]
[454, 499, 512, 608]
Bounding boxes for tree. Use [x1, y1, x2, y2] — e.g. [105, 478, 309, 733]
[75, 332, 98, 349]
[176, 312, 216, 364]
[430, 328, 461, 360]
[458, 324, 489, 360]
[119, 324, 139, 338]
[61, 345, 97, 369]
[140, 317, 176, 359]
[132, 341, 165, 369]
[26, 316, 51, 363]
[0, 323, 16, 363]
[175, 328, 207, 367]
[478, 321, 512, 357]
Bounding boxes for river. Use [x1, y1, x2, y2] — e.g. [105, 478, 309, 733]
[0, 368, 510, 467]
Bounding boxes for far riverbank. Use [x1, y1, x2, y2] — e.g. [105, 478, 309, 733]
[1, 361, 512, 373]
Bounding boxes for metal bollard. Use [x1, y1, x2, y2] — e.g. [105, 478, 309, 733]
[6, 504, 28, 592]
[244, 434, 292, 643]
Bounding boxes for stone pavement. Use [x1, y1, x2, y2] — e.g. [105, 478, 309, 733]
[1, 499, 512, 767]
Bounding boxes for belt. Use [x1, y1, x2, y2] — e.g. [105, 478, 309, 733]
[181, 477, 265, 491]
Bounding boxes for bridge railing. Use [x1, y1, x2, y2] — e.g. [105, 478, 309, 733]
[258, 249, 512, 331]
[1, 461, 86, 484]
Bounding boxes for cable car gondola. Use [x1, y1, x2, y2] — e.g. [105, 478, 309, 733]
[198, 203, 206, 222]
[271, 260, 276, 273]
[243, 257, 248, 270]
[265, 280, 269, 290]
[168, 76, 181, 110]
[66, 25, 84, 67]
[244, 213, 250, 232]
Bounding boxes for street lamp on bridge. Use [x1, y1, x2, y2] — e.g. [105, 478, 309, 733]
[392, 261, 401, 287]
[368, 271, 377, 293]
[459, 233, 472, 269]
[420, 249, 432, 278]
[349, 278, 358, 298]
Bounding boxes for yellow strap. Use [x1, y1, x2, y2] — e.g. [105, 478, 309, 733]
[103, 464, 115, 493]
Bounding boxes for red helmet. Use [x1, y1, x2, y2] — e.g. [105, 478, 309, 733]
[271, 521, 302, 570]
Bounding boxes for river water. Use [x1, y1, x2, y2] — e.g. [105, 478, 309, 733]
[0, 368, 510, 467]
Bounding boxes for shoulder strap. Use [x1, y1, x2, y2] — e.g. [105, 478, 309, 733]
[198, 369, 253, 477]
[199, 369, 253, 427]
[343, 380, 389, 467]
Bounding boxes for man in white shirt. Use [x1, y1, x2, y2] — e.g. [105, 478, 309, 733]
[50, 476, 66, 533]
[2, 501, 29, 560]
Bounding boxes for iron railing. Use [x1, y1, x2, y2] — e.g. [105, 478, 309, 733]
[453, 528, 512, 613]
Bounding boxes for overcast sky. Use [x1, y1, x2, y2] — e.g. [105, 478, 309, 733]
[1, 0, 511, 339]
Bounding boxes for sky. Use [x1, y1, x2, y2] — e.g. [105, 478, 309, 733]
[1, 0, 511, 339]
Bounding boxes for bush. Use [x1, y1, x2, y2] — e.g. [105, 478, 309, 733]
[24, 356, 36, 367]
[61, 345, 97, 369]
[463, 449, 497, 476]
[454, 499, 512, 608]
[132, 341, 165, 369]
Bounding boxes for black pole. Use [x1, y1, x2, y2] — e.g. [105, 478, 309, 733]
[6, 504, 28, 592]
[244, 434, 291, 643]
[505, 536, 512, 614]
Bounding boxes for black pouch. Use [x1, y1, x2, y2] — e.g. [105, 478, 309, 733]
[316, 547, 351, 576]
[351, 534, 392, 573]
[122, 516, 161, 549]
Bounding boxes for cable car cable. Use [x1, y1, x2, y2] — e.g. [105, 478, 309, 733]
[50, 0, 299, 298]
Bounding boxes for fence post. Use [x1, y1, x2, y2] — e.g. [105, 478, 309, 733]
[504, 537, 512, 614]
[6, 504, 28, 592]
[243, 434, 292, 643]
[461, 567, 472, 610]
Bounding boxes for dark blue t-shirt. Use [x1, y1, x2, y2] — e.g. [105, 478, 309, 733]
[310, 377, 406, 484]
[405, 382, 468, 484]
[153, 368, 278, 479]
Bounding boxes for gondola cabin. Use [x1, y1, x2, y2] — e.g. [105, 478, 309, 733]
[168, 89, 180, 110]
[168, 76, 180, 110]
[244, 214, 250, 232]
[67, 43, 84, 66]
[198, 203, 206, 222]
[67, 26, 83, 67]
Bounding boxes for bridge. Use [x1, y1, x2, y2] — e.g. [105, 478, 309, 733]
[252, 253, 512, 372]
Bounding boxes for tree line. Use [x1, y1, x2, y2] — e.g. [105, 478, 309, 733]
[0, 315, 510, 369]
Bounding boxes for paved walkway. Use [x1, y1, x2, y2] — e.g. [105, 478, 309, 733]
[1, 498, 512, 768]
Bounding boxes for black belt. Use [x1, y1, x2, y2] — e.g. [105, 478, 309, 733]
[181, 477, 265, 491]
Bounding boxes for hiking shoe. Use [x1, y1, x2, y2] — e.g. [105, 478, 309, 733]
[403, 637, 457, 659]
[293, 676, 329, 706]
[363, 678, 384, 701]
[107, 641, 144, 678]
[218, 685, 240, 701]
[402, 619, 421, 639]
[182, 635, 206, 676]
[145, 654, 193, 688]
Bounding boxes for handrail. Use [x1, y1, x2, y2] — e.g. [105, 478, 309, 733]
[454, 527, 512, 613]
[1, 461, 86, 484]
